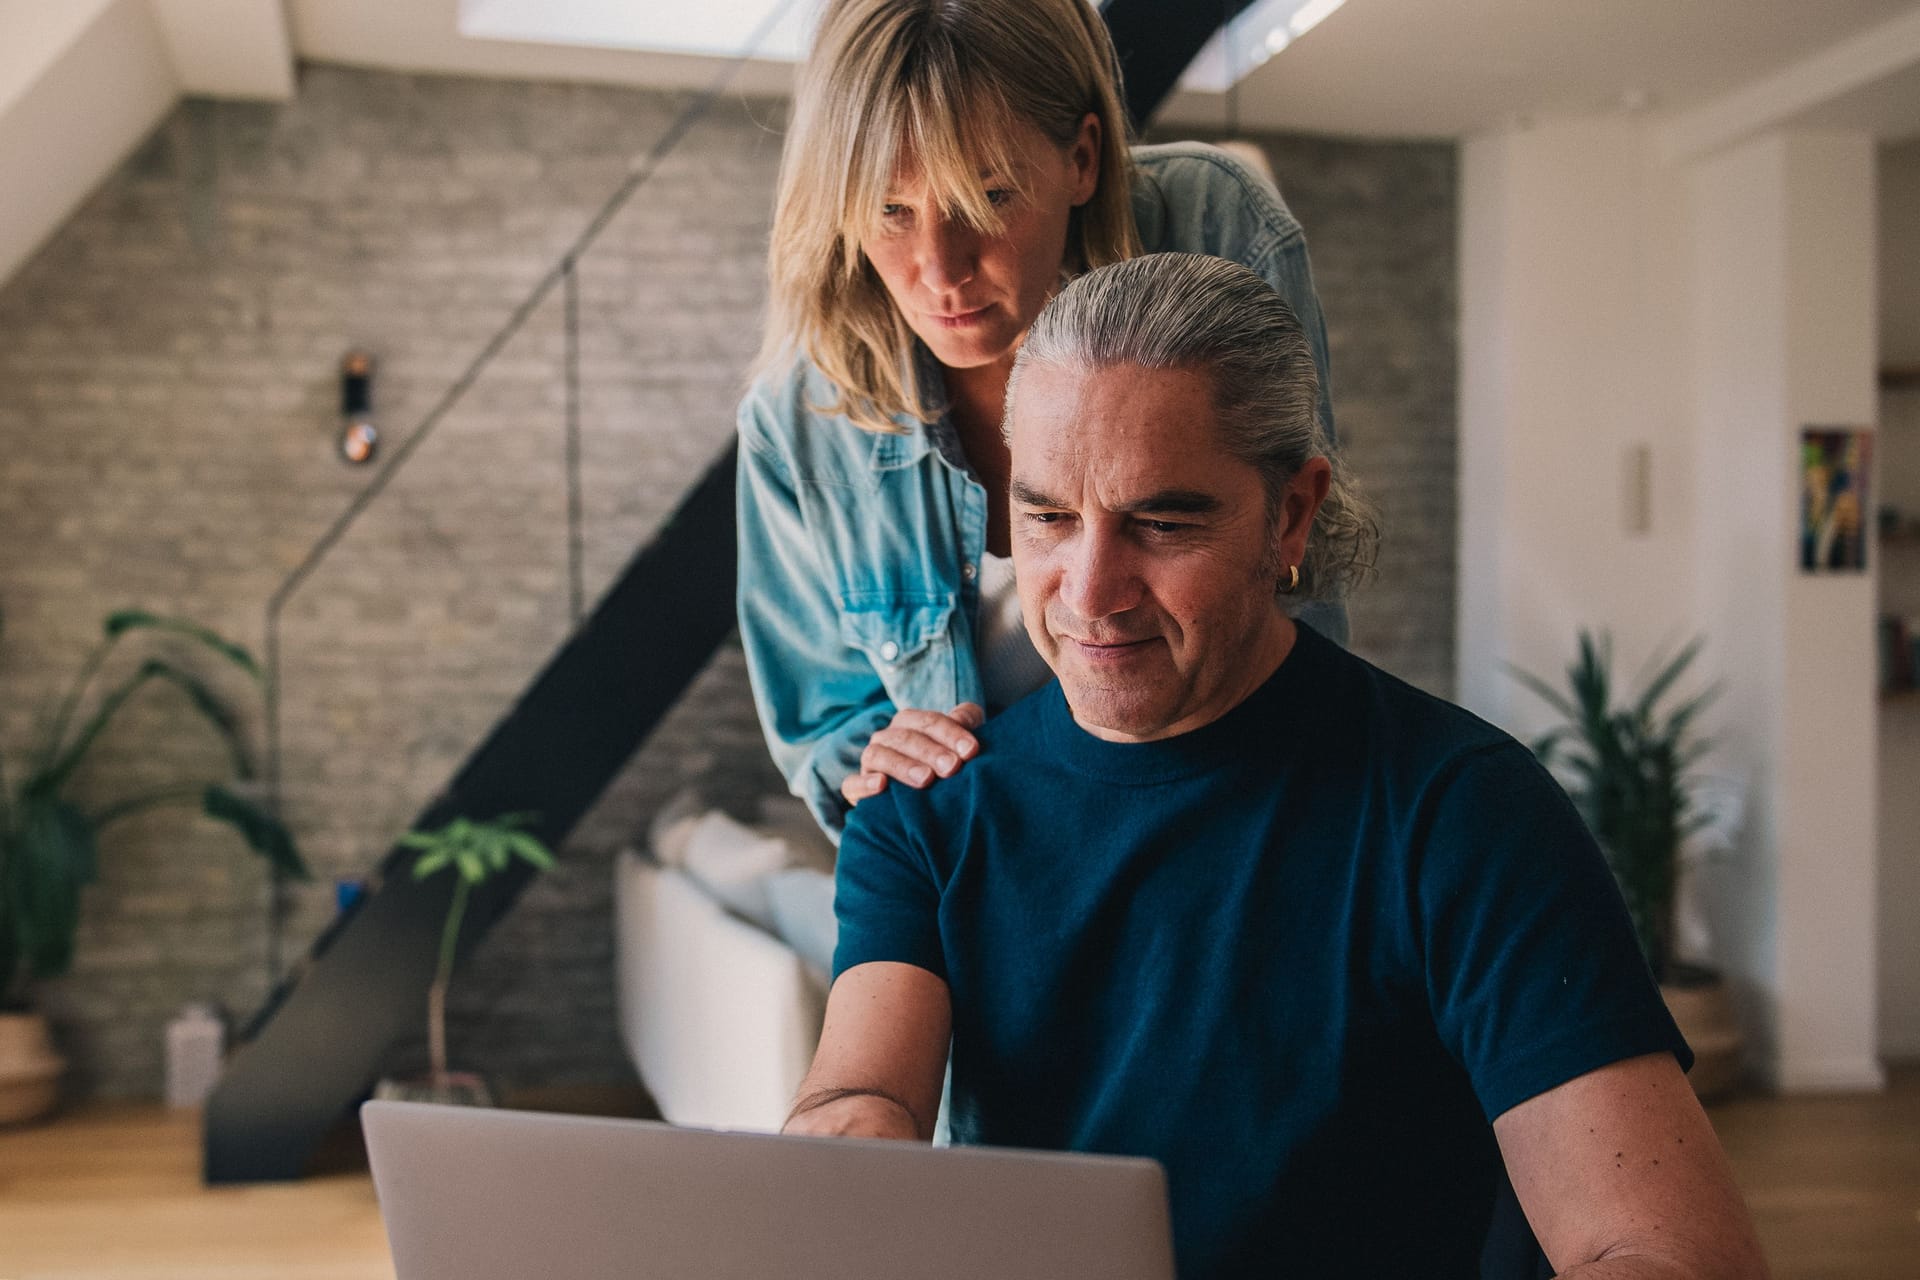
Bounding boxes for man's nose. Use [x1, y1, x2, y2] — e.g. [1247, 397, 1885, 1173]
[1059, 528, 1142, 623]
[918, 214, 978, 292]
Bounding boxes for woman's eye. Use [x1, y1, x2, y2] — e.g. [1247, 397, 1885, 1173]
[880, 203, 910, 224]
[985, 188, 1014, 207]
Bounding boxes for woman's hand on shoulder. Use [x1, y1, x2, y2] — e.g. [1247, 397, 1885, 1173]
[841, 703, 986, 808]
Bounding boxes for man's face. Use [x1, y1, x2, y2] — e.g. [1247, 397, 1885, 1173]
[1008, 362, 1304, 743]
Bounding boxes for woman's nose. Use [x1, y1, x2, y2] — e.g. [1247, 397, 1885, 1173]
[917, 215, 978, 292]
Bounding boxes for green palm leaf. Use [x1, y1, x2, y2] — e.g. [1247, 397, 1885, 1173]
[104, 610, 260, 678]
[5, 608, 282, 998]
[1507, 628, 1720, 981]
[12, 800, 96, 980]
[1633, 638, 1702, 724]
[202, 784, 308, 880]
[1503, 662, 1578, 722]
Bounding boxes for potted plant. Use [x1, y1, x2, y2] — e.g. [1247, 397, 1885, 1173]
[0, 608, 306, 1123]
[1509, 631, 1743, 1098]
[374, 814, 555, 1106]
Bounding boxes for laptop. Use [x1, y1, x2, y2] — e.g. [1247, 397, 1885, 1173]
[362, 1100, 1174, 1280]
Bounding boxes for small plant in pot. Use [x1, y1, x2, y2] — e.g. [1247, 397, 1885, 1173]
[374, 814, 555, 1107]
[1510, 630, 1744, 1097]
[0, 608, 306, 1123]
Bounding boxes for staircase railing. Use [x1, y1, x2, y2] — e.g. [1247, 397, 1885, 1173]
[258, 0, 801, 984]
[207, 4, 800, 1182]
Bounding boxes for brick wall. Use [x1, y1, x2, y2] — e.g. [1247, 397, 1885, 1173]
[0, 65, 1455, 1099]
[1170, 129, 1460, 696]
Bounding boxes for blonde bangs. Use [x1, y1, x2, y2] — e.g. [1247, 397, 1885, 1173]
[838, 59, 1028, 256]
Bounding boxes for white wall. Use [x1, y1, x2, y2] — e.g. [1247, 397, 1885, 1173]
[1460, 121, 1887, 1090]
[1686, 134, 1792, 1077]
[1457, 119, 1697, 732]
[1771, 134, 1881, 1091]
[0, 0, 178, 290]
[0, 0, 115, 111]
[148, 0, 295, 100]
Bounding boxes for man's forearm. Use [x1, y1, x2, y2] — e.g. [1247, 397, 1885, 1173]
[784, 1085, 926, 1140]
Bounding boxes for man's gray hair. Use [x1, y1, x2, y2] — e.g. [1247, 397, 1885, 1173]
[1006, 252, 1377, 601]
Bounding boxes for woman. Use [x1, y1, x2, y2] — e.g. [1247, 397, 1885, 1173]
[738, 0, 1344, 835]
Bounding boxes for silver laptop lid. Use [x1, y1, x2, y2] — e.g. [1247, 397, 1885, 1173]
[363, 1100, 1174, 1280]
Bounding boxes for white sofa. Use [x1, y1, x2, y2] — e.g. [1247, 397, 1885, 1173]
[612, 802, 835, 1132]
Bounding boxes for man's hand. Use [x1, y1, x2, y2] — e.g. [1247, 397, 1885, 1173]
[840, 703, 985, 808]
[1494, 1052, 1769, 1279]
[784, 961, 951, 1142]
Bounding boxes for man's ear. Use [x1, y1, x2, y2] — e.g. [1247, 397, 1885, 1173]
[1274, 457, 1333, 572]
[1069, 112, 1101, 207]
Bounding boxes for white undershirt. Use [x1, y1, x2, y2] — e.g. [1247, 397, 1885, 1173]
[975, 552, 1054, 713]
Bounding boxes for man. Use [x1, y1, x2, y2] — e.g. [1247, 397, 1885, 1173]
[785, 253, 1767, 1279]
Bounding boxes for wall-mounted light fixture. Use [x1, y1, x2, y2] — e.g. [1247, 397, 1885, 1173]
[339, 351, 378, 465]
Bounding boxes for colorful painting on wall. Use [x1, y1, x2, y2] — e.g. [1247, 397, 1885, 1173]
[1800, 427, 1873, 572]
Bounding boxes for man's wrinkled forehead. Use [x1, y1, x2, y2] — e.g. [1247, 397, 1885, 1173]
[1007, 358, 1218, 441]
[1006, 359, 1241, 497]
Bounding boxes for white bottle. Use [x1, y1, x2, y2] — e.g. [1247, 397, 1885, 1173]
[164, 1003, 225, 1109]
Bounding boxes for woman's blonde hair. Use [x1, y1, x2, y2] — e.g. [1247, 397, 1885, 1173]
[760, 0, 1141, 433]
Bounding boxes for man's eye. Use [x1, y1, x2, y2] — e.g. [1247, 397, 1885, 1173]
[1141, 520, 1189, 535]
[1024, 510, 1067, 525]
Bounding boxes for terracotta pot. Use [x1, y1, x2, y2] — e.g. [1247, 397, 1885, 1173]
[0, 1010, 65, 1125]
[1661, 969, 1742, 1102]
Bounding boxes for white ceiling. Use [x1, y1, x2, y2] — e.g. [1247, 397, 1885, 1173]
[287, 0, 800, 102]
[1153, 0, 1920, 138]
[273, 0, 1920, 141]
[1794, 58, 1920, 138]
[5, 0, 1920, 293]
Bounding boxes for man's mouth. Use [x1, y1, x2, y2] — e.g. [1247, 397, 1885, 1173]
[1067, 636, 1156, 660]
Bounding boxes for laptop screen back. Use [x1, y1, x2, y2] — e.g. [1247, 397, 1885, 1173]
[363, 1100, 1174, 1280]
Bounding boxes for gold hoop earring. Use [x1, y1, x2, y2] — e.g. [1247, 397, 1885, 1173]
[1280, 564, 1300, 595]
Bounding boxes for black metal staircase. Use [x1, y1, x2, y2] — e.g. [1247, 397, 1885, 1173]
[201, 1, 781, 1180]
[204, 450, 736, 1181]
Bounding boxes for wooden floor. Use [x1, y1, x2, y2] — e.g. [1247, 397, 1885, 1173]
[0, 1105, 393, 1279]
[0, 1071, 1915, 1278]
[1707, 1063, 1920, 1279]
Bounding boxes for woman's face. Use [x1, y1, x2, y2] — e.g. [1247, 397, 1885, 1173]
[859, 114, 1100, 374]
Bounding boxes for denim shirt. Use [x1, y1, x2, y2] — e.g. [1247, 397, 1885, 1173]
[738, 142, 1348, 835]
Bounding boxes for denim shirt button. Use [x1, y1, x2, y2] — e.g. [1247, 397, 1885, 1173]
[878, 640, 900, 663]
[962, 561, 977, 582]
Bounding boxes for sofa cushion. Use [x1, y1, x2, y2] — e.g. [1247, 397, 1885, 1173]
[764, 867, 838, 977]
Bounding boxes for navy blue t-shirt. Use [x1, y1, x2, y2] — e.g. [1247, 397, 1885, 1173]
[833, 623, 1689, 1279]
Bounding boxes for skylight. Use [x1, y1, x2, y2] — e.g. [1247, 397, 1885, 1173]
[457, 0, 817, 63]
[456, 0, 1341, 91]
[1183, 0, 1348, 92]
